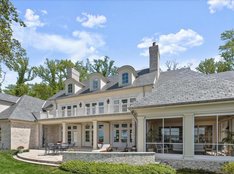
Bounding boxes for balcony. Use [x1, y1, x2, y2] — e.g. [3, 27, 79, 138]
[40, 104, 132, 119]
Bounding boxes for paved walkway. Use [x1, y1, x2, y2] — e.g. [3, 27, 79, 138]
[16, 149, 63, 165]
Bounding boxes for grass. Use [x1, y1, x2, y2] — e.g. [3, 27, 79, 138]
[0, 151, 68, 174]
[0, 151, 219, 174]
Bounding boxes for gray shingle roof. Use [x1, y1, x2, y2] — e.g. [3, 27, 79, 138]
[209, 71, 234, 82]
[49, 68, 156, 100]
[0, 93, 19, 103]
[0, 95, 45, 121]
[132, 68, 234, 108]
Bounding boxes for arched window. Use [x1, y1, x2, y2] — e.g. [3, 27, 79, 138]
[68, 84, 73, 94]
[122, 73, 129, 85]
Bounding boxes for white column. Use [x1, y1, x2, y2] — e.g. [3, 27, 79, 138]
[65, 108, 67, 117]
[62, 122, 67, 143]
[183, 113, 194, 158]
[137, 116, 145, 152]
[131, 119, 136, 146]
[93, 121, 98, 150]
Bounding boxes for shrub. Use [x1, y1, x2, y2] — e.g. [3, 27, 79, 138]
[177, 168, 216, 174]
[221, 162, 234, 174]
[60, 160, 176, 174]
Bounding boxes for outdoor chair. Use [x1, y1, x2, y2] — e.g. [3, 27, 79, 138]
[155, 144, 169, 153]
[92, 144, 111, 152]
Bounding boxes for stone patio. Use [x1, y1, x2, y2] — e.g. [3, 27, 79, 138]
[17, 149, 62, 164]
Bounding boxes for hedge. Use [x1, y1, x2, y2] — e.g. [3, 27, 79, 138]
[60, 160, 176, 174]
[221, 162, 234, 174]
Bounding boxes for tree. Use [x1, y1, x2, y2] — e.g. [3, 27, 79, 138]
[0, 0, 25, 61]
[165, 60, 179, 71]
[28, 83, 54, 100]
[90, 56, 118, 77]
[196, 58, 216, 74]
[4, 83, 29, 96]
[219, 29, 234, 67]
[35, 58, 74, 94]
[5, 47, 35, 85]
[74, 60, 89, 81]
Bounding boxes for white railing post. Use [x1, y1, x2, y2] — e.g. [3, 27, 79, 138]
[96, 105, 99, 115]
[65, 108, 67, 117]
[56, 109, 58, 118]
[85, 106, 87, 116]
[47, 111, 49, 118]
[74, 108, 77, 116]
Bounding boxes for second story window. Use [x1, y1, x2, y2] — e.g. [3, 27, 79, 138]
[122, 73, 129, 85]
[68, 84, 73, 94]
[93, 79, 99, 90]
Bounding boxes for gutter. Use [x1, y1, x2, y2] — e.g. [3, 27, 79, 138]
[129, 97, 234, 110]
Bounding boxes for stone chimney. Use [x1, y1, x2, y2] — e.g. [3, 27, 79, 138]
[67, 68, 80, 82]
[149, 42, 160, 78]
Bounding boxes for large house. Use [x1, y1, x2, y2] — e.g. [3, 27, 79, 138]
[0, 43, 234, 159]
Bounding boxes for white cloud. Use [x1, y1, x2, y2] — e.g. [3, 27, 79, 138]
[41, 10, 48, 15]
[24, 9, 44, 28]
[137, 29, 204, 56]
[14, 26, 105, 60]
[76, 13, 107, 28]
[207, 0, 234, 13]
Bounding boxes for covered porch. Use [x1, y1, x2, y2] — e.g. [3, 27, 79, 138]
[39, 115, 136, 151]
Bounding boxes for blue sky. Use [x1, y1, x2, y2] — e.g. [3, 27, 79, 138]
[2, 0, 234, 87]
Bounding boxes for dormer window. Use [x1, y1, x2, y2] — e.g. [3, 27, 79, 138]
[93, 79, 99, 90]
[68, 84, 73, 94]
[122, 73, 129, 85]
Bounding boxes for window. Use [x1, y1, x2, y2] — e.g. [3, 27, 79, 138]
[73, 105, 77, 116]
[130, 98, 136, 105]
[68, 84, 73, 94]
[146, 118, 183, 154]
[91, 103, 96, 114]
[0, 127, 1, 142]
[122, 73, 129, 85]
[85, 104, 90, 115]
[113, 100, 120, 113]
[61, 106, 66, 117]
[121, 99, 128, 112]
[67, 106, 72, 116]
[85, 131, 90, 142]
[93, 79, 99, 90]
[98, 102, 104, 114]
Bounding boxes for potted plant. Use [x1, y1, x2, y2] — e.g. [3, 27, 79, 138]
[222, 130, 234, 156]
[17, 146, 25, 153]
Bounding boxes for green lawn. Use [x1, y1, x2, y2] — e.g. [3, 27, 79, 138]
[0, 151, 217, 174]
[0, 151, 68, 174]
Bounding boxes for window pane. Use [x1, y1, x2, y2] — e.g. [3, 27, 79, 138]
[122, 73, 129, 84]
[85, 131, 90, 142]
[114, 130, 119, 142]
[121, 130, 128, 143]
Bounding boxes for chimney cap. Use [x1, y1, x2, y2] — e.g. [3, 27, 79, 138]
[152, 42, 156, 46]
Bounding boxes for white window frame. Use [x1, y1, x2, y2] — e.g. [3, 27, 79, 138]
[68, 84, 73, 94]
[122, 73, 129, 85]
[92, 79, 99, 90]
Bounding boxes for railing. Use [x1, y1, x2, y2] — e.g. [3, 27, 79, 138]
[40, 104, 132, 119]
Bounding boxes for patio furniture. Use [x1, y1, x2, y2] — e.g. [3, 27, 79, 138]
[172, 144, 183, 152]
[92, 144, 111, 152]
[59, 143, 69, 151]
[155, 144, 169, 153]
[195, 144, 205, 154]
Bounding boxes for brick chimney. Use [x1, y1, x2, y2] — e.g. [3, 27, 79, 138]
[67, 68, 80, 82]
[149, 42, 160, 78]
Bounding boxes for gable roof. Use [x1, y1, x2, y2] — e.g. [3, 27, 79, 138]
[0, 93, 19, 103]
[0, 95, 45, 121]
[48, 68, 156, 100]
[131, 68, 234, 108]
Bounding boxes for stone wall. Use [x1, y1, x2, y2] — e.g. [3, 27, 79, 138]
[11, 121, 39, 149]
[0, 121, 11, 149]
[44, 124, 61, 144]
[158, 158, 226, 173]
[63, 152, 155, 165]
